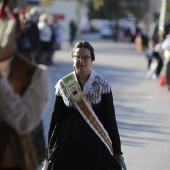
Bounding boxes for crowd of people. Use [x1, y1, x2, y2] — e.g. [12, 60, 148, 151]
[112, 16, 170, 91]
[136, 17, 170, 91]
[117, 15, 170, 92]
[17, 7, 63, 66]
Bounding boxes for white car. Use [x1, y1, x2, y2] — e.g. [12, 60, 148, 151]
[89, 19, 114, 38]
[100, 25, 113, 38]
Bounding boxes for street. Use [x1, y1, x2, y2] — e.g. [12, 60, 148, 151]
[43, 40, 170, 170]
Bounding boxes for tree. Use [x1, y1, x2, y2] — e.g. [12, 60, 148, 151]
[88, 0, 120, 20]
[87, 0, 147, 20]
[91, 0, 104, 10]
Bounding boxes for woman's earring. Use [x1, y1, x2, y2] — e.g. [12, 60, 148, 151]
[73, 64, 76, 70]
[73, 64, 79, 72]
[89, 65, 93, 71]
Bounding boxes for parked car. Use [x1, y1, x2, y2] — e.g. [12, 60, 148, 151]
[89, 19, 114, 38]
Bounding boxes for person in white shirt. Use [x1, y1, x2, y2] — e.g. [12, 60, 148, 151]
[160, 34, 170, 90]
[38, 13, 52, 65]
[0, 6, 51, 170]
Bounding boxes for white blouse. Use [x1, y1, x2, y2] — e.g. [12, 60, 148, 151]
[0, 62, 51, 135]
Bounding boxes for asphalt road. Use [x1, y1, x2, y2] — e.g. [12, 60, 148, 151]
[42, 39, 170, 170]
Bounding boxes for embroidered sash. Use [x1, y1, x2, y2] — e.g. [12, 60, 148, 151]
[62, 73, 114, 155]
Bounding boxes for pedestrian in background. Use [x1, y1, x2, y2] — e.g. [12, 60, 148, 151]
[47, 15, 56, 65]
[146, 40, 154, 78]
[43, 41, 126, 170]
[54, 19, 63, 51]
[38, 13, 52, 65]
[29, 6, 40, 25]
[16, 9, 40, 62]
[69, 19, 77, 46]
[152, 42, 164, 79]
[160, 33, 170, 90]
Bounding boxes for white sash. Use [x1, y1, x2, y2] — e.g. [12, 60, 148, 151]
[62, 73, 114, 155]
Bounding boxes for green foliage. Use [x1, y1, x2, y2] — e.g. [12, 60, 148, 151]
[88, 0, 120, 20]
[88, 0, 146, 20]
[91, 0, 104, 10]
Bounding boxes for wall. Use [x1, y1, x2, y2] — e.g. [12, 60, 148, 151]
[39, 0, 78, 40]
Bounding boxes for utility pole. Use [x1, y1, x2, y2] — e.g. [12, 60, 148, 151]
[158, 0, 166, 42]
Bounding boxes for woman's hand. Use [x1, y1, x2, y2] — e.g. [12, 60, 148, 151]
[115, 155, 127, 170]
[115, 154, 122, 164]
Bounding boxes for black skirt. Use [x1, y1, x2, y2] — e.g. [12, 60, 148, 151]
[48, 110, 121, 170]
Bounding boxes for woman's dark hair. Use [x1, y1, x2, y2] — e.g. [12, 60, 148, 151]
[72, 41, 95, 61]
